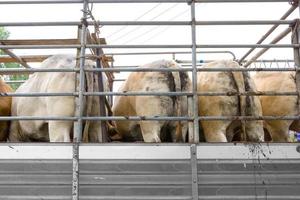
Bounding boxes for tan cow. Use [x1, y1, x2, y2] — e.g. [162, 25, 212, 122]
[9, 54, 106, 142]
[252, 72, 299, 142]
[112, 60, 191, 143]
[0, 78, 13, 141]
[197, 60, 264, 142]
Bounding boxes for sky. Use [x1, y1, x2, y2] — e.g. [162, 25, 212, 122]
[0, 1, 299, 89]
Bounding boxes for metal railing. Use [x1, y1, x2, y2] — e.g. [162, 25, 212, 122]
[0, 1, 299, 199]
[0, 0, 298, 135]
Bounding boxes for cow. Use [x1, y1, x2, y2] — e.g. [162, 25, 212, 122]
[197, 60, 264, 142]
[9, 54, 107, 142]
[0, 78, 13, 141]
[112, 60, 191, 143]
[252, 72, 299, 142]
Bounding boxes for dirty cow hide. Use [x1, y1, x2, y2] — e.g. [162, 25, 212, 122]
[0, 79, 13, 141]
[9, 54, 106, 142]
[112, 60, 191, 143]
[253, 72, 300, 142]
[197, 60, 264, 142]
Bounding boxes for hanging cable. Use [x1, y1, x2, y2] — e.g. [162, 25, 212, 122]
[112, 3, 180, 44]
[139, 7, 191, 44]
[123, 3, 202, 45]
[106, 3, 162, 39]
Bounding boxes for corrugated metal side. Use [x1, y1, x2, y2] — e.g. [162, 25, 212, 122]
[79, 159, 192, 200]
[198, 159, 300, 200]
[0, 144, 299, 199]
[0, 159, 72, 200]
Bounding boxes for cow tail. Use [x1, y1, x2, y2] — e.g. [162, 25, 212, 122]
[170, 66, 183, 142]
[230, 69, 247, 141]
[82, 71, 93, 142]
[170, 61, 190, 142]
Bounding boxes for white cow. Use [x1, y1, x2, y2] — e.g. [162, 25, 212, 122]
[197, 60, 264, 142]
[112, 60, 191, 143]
[253, 72, 300, 142]
[9, 55, 106, 142]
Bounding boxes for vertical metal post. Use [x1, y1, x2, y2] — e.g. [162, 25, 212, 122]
[294, 1, 300, 115]
[190, 144, 199, 200]
[188, 96, 194, 142]
[190, 0, 199, 143]
[72, 0, 89, 199]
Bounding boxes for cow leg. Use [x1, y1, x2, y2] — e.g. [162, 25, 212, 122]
[266, 120, 291, 142]
[48, 121, 72, 142]
[0, 121, 9, 142]
[245, 121, 264, 142]
[268, 127, 290, 142]
[201, 121, 228, 142]
[139, 121, 161, 143]
[168, 122, 187, 142]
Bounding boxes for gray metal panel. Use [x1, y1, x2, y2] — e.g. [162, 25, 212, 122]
[79, 159, 192, 199]
[197, 159, 300, 200]
[0, 144, 299, 199]
[0, 159, 72, 200]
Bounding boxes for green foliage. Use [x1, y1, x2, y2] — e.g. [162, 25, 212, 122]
[0, 27, 28, 90]
[0, 27, 9, 40]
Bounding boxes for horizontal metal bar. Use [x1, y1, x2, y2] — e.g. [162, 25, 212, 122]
[85, 67, 297, 72]
[0, 91, 297, 97]
[101, 20, 294, 26]
[0, 44, 298, 49]
[106, 50, 236, 59]
[68, 115, 300, 121]
[82, 116, 192, 121]
[0, 0, 83, 4]
[194, 0, 290, 2]
[0, 68, 78, 74]
[1, 20, 294, 27]
[0, 116, 191, 121]
[196, 116, 300, 121]
[89, 44, 300, 49]
[1, 115, 300, 121]
[83, 91, 300, 96]
[248, 59, 294, 62]
[0, 92, 77, 97]
[0, 45, 80, 49]
[0, 0, 290, 4]
[195, 20, 294, 25]
[0, 116, 77, 121]
[178, 59, 295, 64]
[91, 0, 290, 2]
[0, 67, 297, 76]
[85, 67, 190, 72]
[0, 22, 82, 27]
[84, 91, 193, 96]
[0, 0, 188, 4]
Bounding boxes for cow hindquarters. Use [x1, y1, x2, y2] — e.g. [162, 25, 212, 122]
[135, 96, 171, 143]
[46, 96, 75, 142]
